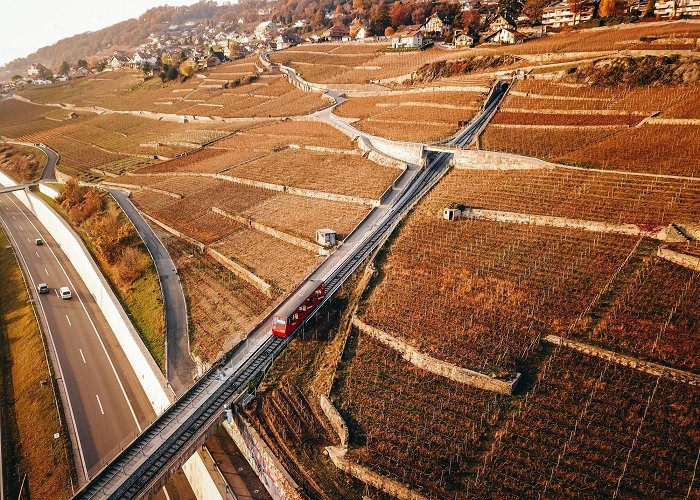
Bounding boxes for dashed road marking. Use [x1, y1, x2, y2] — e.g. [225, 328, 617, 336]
[66, 315, 72, 327]
[96, 394, 105, 415]
[45, 268, 49, 276]
[18, 224, 23, 230]
[35, 251, 39, 258]
[79, 349, 86, 364]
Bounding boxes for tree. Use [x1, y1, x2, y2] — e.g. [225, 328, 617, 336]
[178, 59, 196, 77]
[643, 0, 656, 17]
[385, 26, 396, 37]
[370, 1, 391, 35]
[37, 64, 53, 81]
[77, 59, 88, 69]
[167, 66, 179, 80]
[523, 0, 550, 22]
[11, 75, 22, 82]
[461, 10, 482, 37]
[498, 0, 523, 22]
[599, 0, 626, 17]
[58, 61, 70, 75]
[390, 1, 411, 28]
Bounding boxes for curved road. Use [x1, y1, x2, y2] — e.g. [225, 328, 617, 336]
[109, 189, 194, 396]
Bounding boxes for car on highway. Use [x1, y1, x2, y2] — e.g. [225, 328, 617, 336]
[35, 238, 43, 245]
[37, 283, 49, 294]
[59, 286, 72, 299]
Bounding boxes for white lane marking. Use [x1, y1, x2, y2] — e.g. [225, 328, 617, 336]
[45, 268, 49, 276]
[4, 194, 144, 433]
[79, 349, 86, 364]
[18, 224, 23, 230]
[96, 395, 105, 415]
[27, 237, 31, 243]
[162, 487, 172, 500]
[35, 251, 39, 258]
[66, 315, 72, 327]
[54, 289, 60, 298]
[0, 199, 90, 482]
[11, 215, 15, 220]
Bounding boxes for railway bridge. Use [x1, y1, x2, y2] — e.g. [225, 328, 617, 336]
[72, 80, 509, 500]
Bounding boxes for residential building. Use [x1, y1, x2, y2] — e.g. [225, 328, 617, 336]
[487, 13, 516, 32]
[323, 24, 350, 41]
[27, 64, 40, 78]
[542, 1, 596, 27]
[350, 18, 369, 39]
[254, 21, 278, 40]
[482, 27, 525, 44]
[454, 30, 475, 47]
[391, 25, 424, 48]
[107, 53, 130, 70]
[655, 0, 700, 17]
[421, 12, 451, 37]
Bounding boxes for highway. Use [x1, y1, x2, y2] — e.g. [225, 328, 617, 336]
[0, 192, 155, 482]
[74, 79, 509, 499]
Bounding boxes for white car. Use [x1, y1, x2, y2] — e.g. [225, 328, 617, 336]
[37, 283, 49, 294]
[59, 286, 72, 299]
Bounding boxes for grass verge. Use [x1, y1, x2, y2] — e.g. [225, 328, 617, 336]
[0, 227, 74, 499]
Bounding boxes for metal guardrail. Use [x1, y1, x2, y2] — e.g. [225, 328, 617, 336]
[73, 80, 509, 500]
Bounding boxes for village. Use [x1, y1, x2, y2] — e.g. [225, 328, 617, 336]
[3, 0, 699, 92]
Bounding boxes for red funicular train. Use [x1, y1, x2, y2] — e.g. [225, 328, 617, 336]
[272, 280, 326, 338]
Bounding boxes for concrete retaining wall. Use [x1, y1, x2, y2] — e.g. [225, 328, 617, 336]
[353, 317, 519, 394]
[450, 149, 553, 170]
[544, 335, 700, 386]
[0, 174, 225, 500]
[39, 182, 61, 199]
[223, 414, 304, 500]
[0, 172, 173, 412]
[657, 248, 700, 271]
[182, 451, 226, 500]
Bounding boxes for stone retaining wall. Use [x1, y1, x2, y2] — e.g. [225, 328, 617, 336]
[544, 335, 700, 386]
[319, 395, 349, 448]
[464, 208, 671, 240]
[212, 207, 328, 255]
[206, 247, 275, 297]
[326, 447, 427, 500]
[353, 317, 519, 394]
[657, 248, 700, 271]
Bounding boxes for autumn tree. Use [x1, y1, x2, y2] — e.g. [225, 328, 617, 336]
[599, 0, 627, 17]
[385, 26, 396, 36]
[370, 2, 391, 35]
[179, 59, 196, 77]
[523, 0, 550, 22]
[461, 10, 482, 37]
[390, 1, 411, 28]
[58, 61, 70, 75]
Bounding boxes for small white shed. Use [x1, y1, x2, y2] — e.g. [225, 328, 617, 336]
[316, 228, 336, 247]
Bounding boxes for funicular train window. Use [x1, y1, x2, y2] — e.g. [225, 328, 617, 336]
[292, 313, 299, 321]
[273, 317, 286, 326]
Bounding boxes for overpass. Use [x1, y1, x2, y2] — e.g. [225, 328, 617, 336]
[73, 80, 509, 500]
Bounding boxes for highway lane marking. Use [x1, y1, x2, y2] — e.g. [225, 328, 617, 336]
[11, 215, 15, 220]
[4, 194, 144, 433]
[96, 394, 105, 415]
[45, 268, 49, 276]
[35, 251, 40, 258]
[79, 349, 86, 364]
[0, 198, 90, 482]
[18, 224, 23, 230]
[66, 315, 72, 327]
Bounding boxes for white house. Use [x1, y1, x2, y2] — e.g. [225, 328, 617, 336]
[107, 54, 130, 70]
[482, 27, 525, 44]
[254, 21, 278, 40]
[542, 1, 596, 27]
[391, 25, 424, 48]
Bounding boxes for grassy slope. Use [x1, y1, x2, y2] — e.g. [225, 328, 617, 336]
[0, 227, 73, 499]
[0, 144, 47, 183]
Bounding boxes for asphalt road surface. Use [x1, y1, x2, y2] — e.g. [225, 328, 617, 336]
[110, 189, 194, 396]
[0, 192, 155, 481]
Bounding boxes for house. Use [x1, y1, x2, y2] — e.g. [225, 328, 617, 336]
[27, 64, 40, 78]
[130, 52, 158, 69]
[107, 54, 130, 70]
[349, 18, 369, 39]
[542, 1, 596, 27]
[276, 32, 300, 50]
[655, 0, 700, 17]
[482, 27, 525, 44]
[421, 12, 451, 37]
[391, 25, 424, 48]
[486, 13, 516, 32]
[454, 30, 475, 48]
[323, 24, 350, 42]
[316, 229, 336, 247]
[254, 21, 277, 40]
